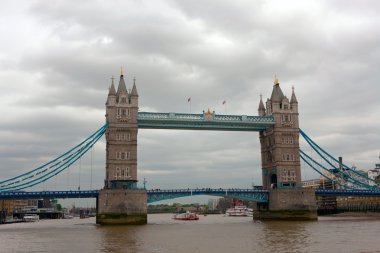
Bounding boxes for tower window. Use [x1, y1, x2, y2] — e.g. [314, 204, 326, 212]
[282, 115, 292, 122]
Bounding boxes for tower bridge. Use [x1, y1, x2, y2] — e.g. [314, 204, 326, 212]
[1, 72, 379, 224]
[96, 73, 315, 224]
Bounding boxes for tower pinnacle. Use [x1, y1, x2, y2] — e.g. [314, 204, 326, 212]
[274, 75, 279, 85]
[131, 76, 138, 97]
[290, 85, 298, 103]
[108, 76, 116, 96]
[258, 94, 266, 116]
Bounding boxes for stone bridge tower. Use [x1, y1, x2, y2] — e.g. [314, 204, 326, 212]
[96, 71, 147, 225]
[258, 77, 301, 190]
[255, 78, 317, 220]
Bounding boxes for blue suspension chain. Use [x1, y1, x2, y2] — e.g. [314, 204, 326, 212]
[300, 152, 350, 189]
[0, 123, 108, 187]
[300, 129, 379, 185]
[0, 124, 108, 192]
[299, 129, 378, 189]
[5, 128, 106, 192]
[7, 128, 105, 190]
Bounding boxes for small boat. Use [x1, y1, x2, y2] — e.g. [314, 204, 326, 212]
[225, 206, 253, 217]
[23, 214, 39, 222]
[63, 214, 74, 219]
[173, 211, 199, 220]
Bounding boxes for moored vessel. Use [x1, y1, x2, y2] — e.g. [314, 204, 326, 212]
[225, 206, 253, 217]
[23, 214, 39, 222]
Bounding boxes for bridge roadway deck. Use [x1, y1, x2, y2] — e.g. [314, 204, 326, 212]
[1, 189, 380, 201]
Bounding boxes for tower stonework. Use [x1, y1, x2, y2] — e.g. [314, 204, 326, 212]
[255, 78, 317, 220]
[259, 79, 301, 189]
[96, 74, 147, 225]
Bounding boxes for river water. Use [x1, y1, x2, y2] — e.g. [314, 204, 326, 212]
[0, 214, 379, 253]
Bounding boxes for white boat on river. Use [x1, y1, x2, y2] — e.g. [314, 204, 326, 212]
[225, 206, 253, 217]
[23, 214, 39, 222]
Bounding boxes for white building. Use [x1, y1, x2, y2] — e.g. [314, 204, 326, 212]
[367, 158, 380, 186]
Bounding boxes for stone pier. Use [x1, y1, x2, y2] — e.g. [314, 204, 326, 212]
[254, 188, 317, 220]
[96, 189, 147, 225]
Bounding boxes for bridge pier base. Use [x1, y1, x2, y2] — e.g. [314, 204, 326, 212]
[254, 188, 317, 221]
[96, 189, 147, 225]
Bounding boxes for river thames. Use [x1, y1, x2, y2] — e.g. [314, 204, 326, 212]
[0, 214, 379, 253]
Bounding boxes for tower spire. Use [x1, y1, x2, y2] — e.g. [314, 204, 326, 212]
[108, 76, 116, 96]
[258, 94, 265, 116]
[270, 75, 284, 102]
[274, 75, 279, 85]
[290, 85, 298, 103]
[131, 76, 138, 97]
[117, 69, 127, 93]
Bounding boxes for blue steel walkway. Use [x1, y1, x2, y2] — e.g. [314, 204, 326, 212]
[137, 112, 275, 131]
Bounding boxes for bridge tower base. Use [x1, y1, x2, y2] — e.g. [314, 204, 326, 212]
[254, 189, 317, 220]
[96, 189, 147, 225]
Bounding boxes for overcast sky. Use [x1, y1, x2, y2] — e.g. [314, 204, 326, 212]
[1, 0, 380, 196]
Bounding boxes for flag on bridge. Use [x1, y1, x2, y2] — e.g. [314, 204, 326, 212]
[222, 100, 226, 105]
[188, 97, 191, 102]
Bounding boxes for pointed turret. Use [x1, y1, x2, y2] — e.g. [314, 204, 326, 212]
[290, 86, 298, 113]
[106, 76, 117, 106]
[270, 77, 285, 102]
[131, 77, 138, 97]
[258, 94, 266, 116]
[290, 86, 298, 104]
[117, 74, 128, 94]
[108, 76, 116, 96]
[130, 77, 139, 107]
[116, 66, 128, 95]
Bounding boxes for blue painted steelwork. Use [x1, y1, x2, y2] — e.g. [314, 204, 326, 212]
[315, 189, 380, 197]
[300, 129, 378, 188]
[2, 188, 380, 200]
[300, 150, 352, 189]
[0, 124, 108, 192]
[147, 189, 269, 203]
[0, 190, 99, 199]
[138, 112, 275, 131]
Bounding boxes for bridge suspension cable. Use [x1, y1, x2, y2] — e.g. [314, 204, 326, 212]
[300, 150, 351, 189]
[0, 123, 108, 192]
[299, 129, 379, 190]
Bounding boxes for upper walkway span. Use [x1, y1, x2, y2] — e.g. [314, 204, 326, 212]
[137, 112, 275, 131]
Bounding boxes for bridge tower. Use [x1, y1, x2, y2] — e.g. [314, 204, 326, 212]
[256, 78, 317, 220]
[259, 77, 301, 189]
[96, 71, 147, 225]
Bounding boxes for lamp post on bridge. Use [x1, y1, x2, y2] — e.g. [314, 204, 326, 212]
[143, 178, 147, 190]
